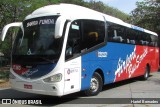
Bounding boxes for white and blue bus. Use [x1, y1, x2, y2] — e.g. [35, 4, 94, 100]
[1, 4, 159, 96]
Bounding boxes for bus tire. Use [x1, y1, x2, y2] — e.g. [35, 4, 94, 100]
[84, 72, 103, 96]
[142, 66, 150, 80]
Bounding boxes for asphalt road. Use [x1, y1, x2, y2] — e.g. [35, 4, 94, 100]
[0, 72, 160, 107]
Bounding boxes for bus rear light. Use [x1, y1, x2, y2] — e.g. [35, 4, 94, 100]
[43, 73, 62, 83]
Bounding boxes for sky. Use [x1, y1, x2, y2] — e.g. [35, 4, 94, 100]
[85, 0, 144, 14]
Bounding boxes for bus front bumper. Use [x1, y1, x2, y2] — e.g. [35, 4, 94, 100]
[10, 79, 64, 96]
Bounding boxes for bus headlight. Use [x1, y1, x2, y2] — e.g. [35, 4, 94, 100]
[43, 73, 62, 83]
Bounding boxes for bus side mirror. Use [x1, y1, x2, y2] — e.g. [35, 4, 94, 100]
[55, 16, 66, 38]
[1, 22, 22, 41]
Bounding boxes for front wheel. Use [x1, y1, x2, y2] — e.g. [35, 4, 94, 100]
[84, 72, 103, 96]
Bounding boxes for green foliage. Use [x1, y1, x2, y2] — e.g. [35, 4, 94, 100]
[0, 0, 60, 27]
[0, 71, 9, 80]
[0, 38, 11, 56]
[130, 0, 160, 35]
[103, 4, 130, 21]
[58, 0, 85, 5]
[84, 1, 130, 21]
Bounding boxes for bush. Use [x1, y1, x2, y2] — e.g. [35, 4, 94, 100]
[0, 71, 9, 80]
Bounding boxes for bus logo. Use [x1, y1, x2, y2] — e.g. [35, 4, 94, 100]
[97, 51, 108, 58]
[115, 47, 148, 79]
[67, 69, 70, 75]
[66, 68, 79, 75]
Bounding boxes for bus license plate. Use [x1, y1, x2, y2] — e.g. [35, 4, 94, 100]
[24, 84, 32, 89]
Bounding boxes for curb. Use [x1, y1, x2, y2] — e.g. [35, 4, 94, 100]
[0, 87, 11, 90]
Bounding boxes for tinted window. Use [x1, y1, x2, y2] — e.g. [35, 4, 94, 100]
[81, 20, 105, 50]
[107, 22, 125, 43]
[65, 20, 105, 60]
[107, 21, 158, 47]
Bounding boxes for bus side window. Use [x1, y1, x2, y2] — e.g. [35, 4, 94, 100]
[150, 34, 158, 47]
[126, 28, 137, 45]
[81, 20, 105, 50]
[107, 22, 125, 43]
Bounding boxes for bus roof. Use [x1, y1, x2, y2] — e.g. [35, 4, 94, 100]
[25, 3, 158, 36]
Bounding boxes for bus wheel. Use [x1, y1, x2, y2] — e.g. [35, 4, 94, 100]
[84, 72, 102, 96]
[142, 66, 150, 80]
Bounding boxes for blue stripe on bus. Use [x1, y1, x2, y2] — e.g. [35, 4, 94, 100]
[20, 64, 56, 79]
[81, 42, 135, 90]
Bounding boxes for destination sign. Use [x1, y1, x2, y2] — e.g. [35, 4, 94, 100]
[26, 19, 55, 27]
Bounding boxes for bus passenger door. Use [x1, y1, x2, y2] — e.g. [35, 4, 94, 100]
[64, 57, 81, 95]
[64, 20, 82, 95]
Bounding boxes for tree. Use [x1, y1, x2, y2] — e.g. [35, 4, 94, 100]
[58, 0, 85, 5]
[84, 1, 130, 22]
[130, 0, 160, 35]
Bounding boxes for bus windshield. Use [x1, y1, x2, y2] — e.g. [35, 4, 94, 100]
[12, 16, 62, 64]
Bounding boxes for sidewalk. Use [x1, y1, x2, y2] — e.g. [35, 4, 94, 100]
[0, 81, 10, 89]
[0, 65, 10, 89]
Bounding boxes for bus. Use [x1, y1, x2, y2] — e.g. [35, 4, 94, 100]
[1, 4, 159, 96]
